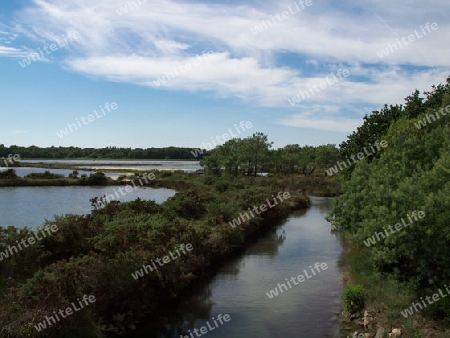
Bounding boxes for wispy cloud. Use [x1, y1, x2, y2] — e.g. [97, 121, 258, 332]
[11, 130, 29, 135]
[1, 0, 448, 131]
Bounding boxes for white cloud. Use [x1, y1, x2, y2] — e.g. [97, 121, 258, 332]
[0, 46, 28, 57]
[277, 113, 362, 133]
[1, 0, 448, 131]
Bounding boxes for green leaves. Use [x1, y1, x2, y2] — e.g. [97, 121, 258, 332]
[329, 76, 450, 299]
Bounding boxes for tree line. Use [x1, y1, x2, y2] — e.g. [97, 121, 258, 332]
[200, 132, 341, 176]
[0, 145, 206, 160]
[328, 75, 450, 319]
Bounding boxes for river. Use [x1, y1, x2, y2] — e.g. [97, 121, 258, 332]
[129, 196, 344, 338]
[0, 183, 346, 336]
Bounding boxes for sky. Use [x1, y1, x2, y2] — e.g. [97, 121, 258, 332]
[0, 0, 449, 149]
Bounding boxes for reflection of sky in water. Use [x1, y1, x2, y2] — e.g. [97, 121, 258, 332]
[130, 198, 343, 338]
[0, 186, 175, 229]
[19, 159, 202, 171]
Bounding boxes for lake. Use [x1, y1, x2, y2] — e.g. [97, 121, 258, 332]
[0, 186, 176, 229]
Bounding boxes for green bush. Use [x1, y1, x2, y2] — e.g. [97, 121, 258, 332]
[341, 284, 366, 313]
[25, 170, 64, 179]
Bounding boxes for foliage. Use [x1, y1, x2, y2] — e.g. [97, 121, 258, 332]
[0, 144, 207, 160]
[0, 172, 313, 336]
[329, 76, 450, 319]
[0, 169, 18, 179]
[25, 171, 64, 179]
[341, 284, 366, 314]
[200, 133, 342, 176]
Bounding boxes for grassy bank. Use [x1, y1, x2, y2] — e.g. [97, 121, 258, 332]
[340, 233, 450, 338]
[0, 172, 330, 337]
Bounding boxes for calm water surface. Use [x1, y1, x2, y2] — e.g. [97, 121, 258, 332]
[133, 197, 343, 338]
[20, 159, 202, 172]
[0, 186, 176, 229]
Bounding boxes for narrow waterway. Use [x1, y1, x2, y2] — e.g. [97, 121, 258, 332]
[132, 196, 344, 338]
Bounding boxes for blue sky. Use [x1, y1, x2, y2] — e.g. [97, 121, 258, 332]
[0, 0, 448, 149]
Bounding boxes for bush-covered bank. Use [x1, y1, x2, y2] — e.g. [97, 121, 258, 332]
[339, 235, 450, 337]
[330, 76, 450, 337]
[0, 175, 309, 337]
[0, 170, 114, 187]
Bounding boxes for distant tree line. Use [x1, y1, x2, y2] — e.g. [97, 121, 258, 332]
[0, 145, 206, 160]
[200, 132, 342, 176]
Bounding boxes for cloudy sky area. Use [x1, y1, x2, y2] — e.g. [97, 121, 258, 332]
[0, 0, 449, 149]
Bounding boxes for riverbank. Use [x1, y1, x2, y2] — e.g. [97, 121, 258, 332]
[0, 172, 332, 337]
[0, 168, 342, 197]
[339, 234, 450, 338]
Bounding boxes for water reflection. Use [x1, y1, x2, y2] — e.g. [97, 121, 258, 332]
[128, 198, 342, 338]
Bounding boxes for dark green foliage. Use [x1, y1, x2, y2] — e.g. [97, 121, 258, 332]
[329, 76, 450, 319]
[341, 284, 366, 314]
[81, 172, 108, 185]
[200, 133, 342, 176]
[25, 170, 64, 179]
[0, 145, 206, 159]
[0, 175, 310, 336]
[0, 169, 18, 179]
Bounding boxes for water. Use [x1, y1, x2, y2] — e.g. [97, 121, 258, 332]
[0, 186, 176, 229]
[1, 167, 101, 178]
[133, 196, 343, 338]
[19, 159, 202, 172]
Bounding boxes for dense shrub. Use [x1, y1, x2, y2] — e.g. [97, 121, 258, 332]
[341, 284, 366, 314]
